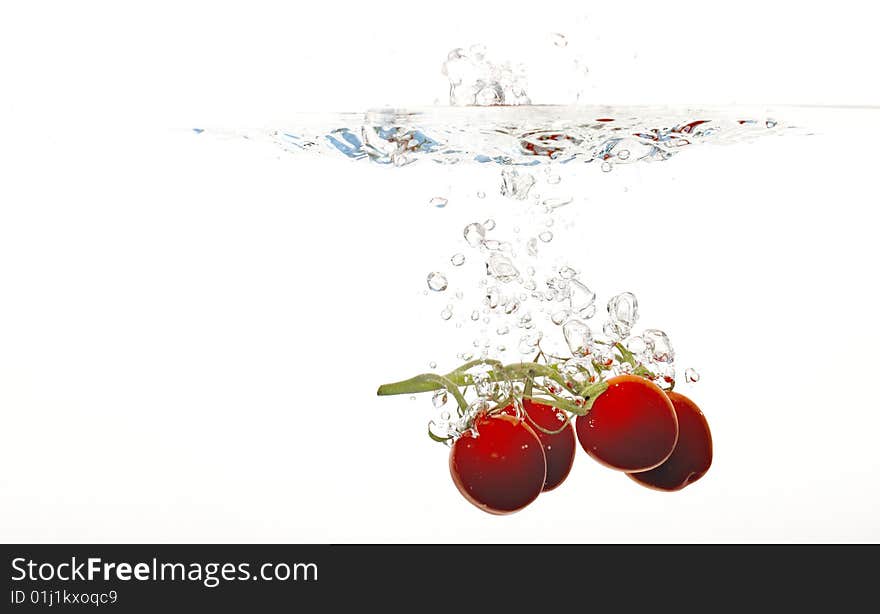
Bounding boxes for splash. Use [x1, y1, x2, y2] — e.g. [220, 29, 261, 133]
[441, 45, 531, 107]
[271, 106, 792, 167]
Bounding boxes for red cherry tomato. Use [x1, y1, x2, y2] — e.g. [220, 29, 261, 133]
[449, 413, 546, 514]
[628, 391, 712, 491]
[503, 400, 575, 491]
[575, 374, 678, 472]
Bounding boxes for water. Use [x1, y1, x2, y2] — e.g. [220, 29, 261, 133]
[263, 104, 798, 167]
[208, 102, 867, 445]
[218, 101, 823, 430]
[6, 95, 880, 541]
[4, 0, 880, 546]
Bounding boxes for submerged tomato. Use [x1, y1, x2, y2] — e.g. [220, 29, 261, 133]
[575, 375, 678, 472]
[503, 400, 575, 491]
[449, 414, 546, 514]
[628, 391, 713, 491]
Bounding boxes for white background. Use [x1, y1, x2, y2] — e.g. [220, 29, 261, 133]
[1, 1, 879, 543]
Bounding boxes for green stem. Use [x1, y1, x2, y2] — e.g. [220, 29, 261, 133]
[377, 373, 466, 396]
[427, 423, 453, 443]
[523, 369, 535, 397]
[614, 342, 636, 366]
[531, 391, 588, 416]
[521, 397, 574, 435]
[502, 363, 570, 391]
[577, 380, 608, 412]
[377, 373, 469, 413]
[377, 361, 567, 396]
[377, 361, 609, 415]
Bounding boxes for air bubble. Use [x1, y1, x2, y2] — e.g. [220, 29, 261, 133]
[429, 361, 437, 369]
[601, 161, 613, 172]
[559, 266, 577, 279]
[527, 238, 538, 256]
[569, 279, 596, 313]
[625, 336, 647, 355]
[657, 365, 676, 390]
[602, 320, 625, 341]
[563, 320, 592, 356]
[450, 253, 465, 266]
[607, 292, 639, 330]
[440, 306, 453, 320]
[473, 372, 494, 398]
[643, 329, 675, 363]
[487, 253, 519, 283]
[463, 222, 486, 247]
[518, 331, 543, 354]
[577, 304, 597, 319]
[485, 287, 501, 309]
[500, 168, 535, 200]
[685, 368, 700, 383]
[538, 231, 554, 243]
[475, 84, 503, 106]
[430, 196, 448, 208]
[476, 191, 486, 199]
[617, 362, 634, 374]
[617, 150, 631, 160]
[432, 390, 448, 408]
[592, 344, 613, 367]
[552, 33, 568, 47]
[470, 310, 480, 321]
[427, 272, 448, 292]
[483, 218, 496, 231]
[563, 358, 595, 384]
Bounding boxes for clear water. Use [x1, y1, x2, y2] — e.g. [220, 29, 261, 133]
[196, 103, 880, 455]
[200, 42, 877, 540]
[3, 9, 879, 545]
[6, 94, 880, 540]
[219, 104, 801, 167]
[197, 103, 863, 435]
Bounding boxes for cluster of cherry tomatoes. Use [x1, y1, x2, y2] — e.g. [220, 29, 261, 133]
[449, 374, 713, 514]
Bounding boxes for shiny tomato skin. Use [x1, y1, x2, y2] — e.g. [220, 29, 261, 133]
[575, 375, 678, 472]
[449, 414, 546, 514]
[628, 391, 713, 491]
[503, 400, 576, 491]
